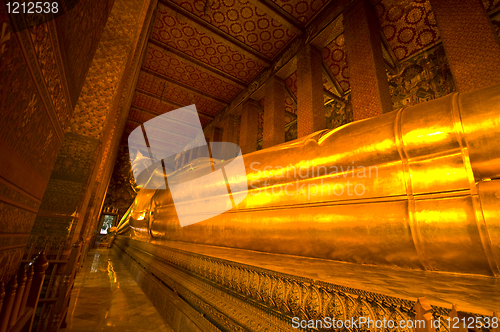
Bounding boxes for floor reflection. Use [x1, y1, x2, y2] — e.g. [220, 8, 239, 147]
[61, 248, 172, 332]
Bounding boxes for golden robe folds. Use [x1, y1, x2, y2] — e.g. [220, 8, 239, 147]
[127, 83, 500, 277]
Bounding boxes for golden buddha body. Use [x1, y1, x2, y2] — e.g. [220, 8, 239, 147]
[124, 83, 500, 277]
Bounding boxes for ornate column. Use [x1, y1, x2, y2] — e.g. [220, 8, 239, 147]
[297, 45, 325, 137]
[239, 99, 260, 154]
[263, 76, 285, 149]
[429, 0, 500, 92]
[0, 0, 114, 283]
[343, 0, 392, 120]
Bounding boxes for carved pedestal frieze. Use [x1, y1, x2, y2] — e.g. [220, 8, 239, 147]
[114, 237, 488, 332]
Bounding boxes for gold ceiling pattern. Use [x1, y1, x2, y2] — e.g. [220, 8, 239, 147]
[284, 71, 297, 97]
[322, 33, 349, 92]
[143, 44, 244, 101]
[123, 0, 333, 146]
[375, 0, 440, 61]
[135, 71, 226, 113]
[151, 4, 267, 81]
[169, 0, 297, 58]
[271, 0, 330, 23]
[123, 0, 500, 147]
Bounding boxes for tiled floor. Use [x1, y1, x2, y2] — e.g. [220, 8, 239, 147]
[61, 249, 173, 332]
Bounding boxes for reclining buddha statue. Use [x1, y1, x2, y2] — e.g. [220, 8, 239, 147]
[119, 82, 500, 277]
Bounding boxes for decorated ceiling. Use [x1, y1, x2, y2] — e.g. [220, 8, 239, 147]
[124, 0, 330, 144]
[123, 0, 500, 145]
[106, 0, 500, 215]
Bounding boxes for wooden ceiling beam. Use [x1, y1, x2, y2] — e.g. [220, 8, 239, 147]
[323, 88, 343, 102]
[159, 0, 271, 64]
[148, 40, 247, 87]
[141, 67, 230, 105]
[134, 89, 217, 120]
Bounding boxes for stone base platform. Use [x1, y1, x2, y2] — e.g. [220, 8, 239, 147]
[113, 236, 499, 332]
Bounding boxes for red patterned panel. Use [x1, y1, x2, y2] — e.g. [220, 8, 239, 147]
[285, 96, 296, 117]
[135, 72, 226, 116]
[376, 0, 440, 61]
[322, 34, 350, 92]
[132, 92, 179, 114]
[144, 44, 243, 102]
[152, 4, 267, 82]
[170, 0, 295, 58]
[482, 0, 500, 12]
[271, 0, 328, 24]
[124, 120, 140, 133]
[123, 121, 192, 152]
[128, 108, 157, 123]
[199, 117, 212, 127]
[130, 94, 213, 129]
[285, 71, 297, 97]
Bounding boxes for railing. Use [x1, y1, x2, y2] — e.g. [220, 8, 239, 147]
[0, 240, 82, 332]
[0, 251, 48, 332]
[41, 241, 81, 332]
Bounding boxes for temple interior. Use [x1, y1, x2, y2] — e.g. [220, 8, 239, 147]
[1, 0, 500, 331]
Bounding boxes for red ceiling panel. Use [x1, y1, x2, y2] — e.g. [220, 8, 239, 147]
[136, 71, 226, 115]
[152, 4, 267, 82]
[271, 0, 329, 24]
[376, 0, 440, 61]
[322, 34, 350, 92]
[169, 0, 296, 58]
[143, 44, 244, 101]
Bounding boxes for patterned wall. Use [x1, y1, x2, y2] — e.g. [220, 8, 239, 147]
[28, 0, 152, 254]
[0, 0, 114, 283]
[322, 33, 350, 92]
[325, 94, 353, 130]
[27, 217, 74, 249]
[55, 0, 115, 106]
[387, 43, 455, 109]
